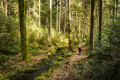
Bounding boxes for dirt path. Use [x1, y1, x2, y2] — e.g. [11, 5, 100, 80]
[6, 44, 87, 80]
[50, 43, 87, 80]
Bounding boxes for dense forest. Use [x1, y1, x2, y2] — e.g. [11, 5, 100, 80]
[0, 0, 120, 80]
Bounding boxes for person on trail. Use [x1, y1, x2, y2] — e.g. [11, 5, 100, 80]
[78, 43, 82, 55]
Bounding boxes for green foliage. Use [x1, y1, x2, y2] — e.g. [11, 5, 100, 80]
[0, 12, 20, 55]
[0, 54, 9, 65]
[88, 20, 120, 80]
[34, 76, 47, 80]
[56, 56, 64, 61]
[41, 68, 52, 77]
[64, 52, 73, 58]
[53, 61, 61, 69]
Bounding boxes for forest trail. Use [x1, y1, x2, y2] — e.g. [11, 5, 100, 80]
[50, 43, 87, 80]
[7, 43, 87, 80]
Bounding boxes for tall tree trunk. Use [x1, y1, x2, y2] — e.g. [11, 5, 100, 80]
[90, 0, 95, 50]
[59, 0, 61, 33]
[56, 0, 59, 31]
[116, 0, 118, 17]
[1, 1, 4, 14]
[39, 0, 41, 28]
[64, 16, 66, 34]
[78, 20, 81, 43]
[113, 0, 115, 19]
[64, 0, 67, 34]
[48, 0, 52, 43]
[5, 0, 7, 16]
[33, 0, 35, 16]
[27, 0, 30, 27]
[68, 0, 71, 50]
[18, 0, 29, 60]
[98, 0, 102, 42]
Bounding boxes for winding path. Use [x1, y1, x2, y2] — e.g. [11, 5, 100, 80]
[50, 43, 87, 80]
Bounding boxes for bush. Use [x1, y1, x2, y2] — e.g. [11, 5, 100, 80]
[88, 20, 120, 80]
[0, 12, 20, 55]
[64, 52, 73, 58]
[0, 54, 9, 65]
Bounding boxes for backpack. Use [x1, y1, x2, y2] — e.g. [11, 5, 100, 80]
[79, 44, 82, 49]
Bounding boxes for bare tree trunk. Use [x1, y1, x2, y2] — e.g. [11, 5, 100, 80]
[113, 0, 115, 20]
[90, 0, 95, 50]
[28, 0, 30, 26]
[78, 20, 81, 43]
[39, 0, 41, 28]
[59, 0, 61, 33]
[56, 0, 59, 31]
[48, 0, 52, 43]
[5, 0, 7, 16]
[33, 0, 35, 16]
[98, 0, 102, 42]
[64, 0, 67, 34]
[64, 16, 66, 34]
[68, 0, 71, 50]
[18, 0, 29, 60]
[1, 0, 4, 13]
[116, 0, 118, 17]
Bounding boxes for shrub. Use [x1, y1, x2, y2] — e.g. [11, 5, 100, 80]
[88, 20, 120, 80]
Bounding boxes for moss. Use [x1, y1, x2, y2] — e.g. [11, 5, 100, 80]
[18, 0, 29, 60]
[53, 61, 61, 69]
[34, 76, 47, 80]
[56, 56, 64, 61]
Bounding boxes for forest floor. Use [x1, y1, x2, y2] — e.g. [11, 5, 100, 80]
[50, 43, 88, 80]
[0, 54, 47, 78]
[0, 43, 89, 80]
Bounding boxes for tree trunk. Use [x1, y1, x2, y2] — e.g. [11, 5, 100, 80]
[90, 0, 95, 50]
[48, 0, 52, 43]
[39, 0, 41, 28]
[116, 0, 118, 17]
[33, 0, 35, 16]
[56, 0, 59, 31]
[64, 0, 67, 34]
[5, 0, 7, 16]
[1, 1, 4, 14]
[78, 20, 81, 43]
[59, 0, 61, 33]
[113, 0, 115, 19]
[18, 0, 29, 60]
[68, 0, 71, 50]
[27, 0, 30, 27]
[98, 0, 102, 42]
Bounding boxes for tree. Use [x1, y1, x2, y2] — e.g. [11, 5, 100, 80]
[3, 0, 7, 16]
[56, 0, 59, 31]
[59, 0, 61, 33]
[0, 0, 3, 13]
[18, 0, 29, 60]
[64, 0, 67, 34]
[39, 0, 41, 27]
[98, 0, 102, 42]
[68, 0, 71, 50]
[33, 0, 36, 17]
[48, 0, 52, 43]
[90, 0, 95, 49]
[113, 0, 115, 19]
[116, 0, 118, 17]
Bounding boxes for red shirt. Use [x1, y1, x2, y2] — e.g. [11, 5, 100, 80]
[79, 44, 82, 49]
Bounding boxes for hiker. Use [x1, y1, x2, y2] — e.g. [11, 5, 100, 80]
[78, 43, 82, 55]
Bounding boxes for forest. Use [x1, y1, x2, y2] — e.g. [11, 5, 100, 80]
[0, 0, 120, 80]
